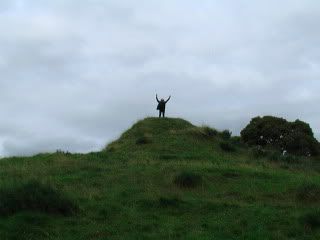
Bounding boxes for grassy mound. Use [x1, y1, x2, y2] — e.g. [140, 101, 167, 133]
[0, 181, 78, 216]
[0, 117, 320, 239]
[119, 117, 194, 138]
[105, 117, 237, 161]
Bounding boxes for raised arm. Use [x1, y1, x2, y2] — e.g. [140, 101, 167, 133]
[156, 94, 160, 103]
[165, 95, 171, 103]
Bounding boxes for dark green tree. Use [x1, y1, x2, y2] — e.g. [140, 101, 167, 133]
[241, 116, 319, 156]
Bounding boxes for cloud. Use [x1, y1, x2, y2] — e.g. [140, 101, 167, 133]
[0, 0, 319, 156]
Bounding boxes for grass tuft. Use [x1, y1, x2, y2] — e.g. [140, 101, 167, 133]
[136, 135, 152, 145]
[299, 211, 320, 230]
[296, 183, 320, 202]
[159, 154, 178, 160]
[219, 141, 236, 152]
[158, 197, 182, 208]
[174, 172, 202, 188]
[0, 181, 78, 216]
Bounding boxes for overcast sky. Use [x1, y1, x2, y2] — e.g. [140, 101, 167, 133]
[0, 0, 319, 156]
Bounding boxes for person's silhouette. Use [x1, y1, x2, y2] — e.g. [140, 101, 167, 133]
[156, 94, 171, 118]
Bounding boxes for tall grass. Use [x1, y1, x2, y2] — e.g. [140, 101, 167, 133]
[0, 181, 78, 216]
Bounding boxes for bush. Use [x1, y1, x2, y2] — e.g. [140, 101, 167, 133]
[267, 151, 281, 161]
[136, 135, 152, 145]
[219, 130, 232, 140]
[0, 181, 78, 216]
[230, 136, 242, 146]
[219, 141, 236, 152]
[267, 151, 300, 163]
[300, 211, 320, 230]
[202, 126, 218, 137]
[56, 149, 71, 156]
[174, 172, 202, 188]
[296, 183, 320, 202]
[280, 154, 300, 163]
[106, 146, 116, 153]
[251, 146, 267, 158]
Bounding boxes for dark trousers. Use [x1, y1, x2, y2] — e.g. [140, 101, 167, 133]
[159, 110, 165, 118]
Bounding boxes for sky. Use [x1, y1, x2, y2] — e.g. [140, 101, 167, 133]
[0, 0, 319, 156]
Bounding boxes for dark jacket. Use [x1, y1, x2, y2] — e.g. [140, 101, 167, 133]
[157, 101, 166, 111]
[156, 95, 171, 112]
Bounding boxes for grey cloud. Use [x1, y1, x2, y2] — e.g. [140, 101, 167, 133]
[2, 136, 99, 157]
[0, 0, 319, 156]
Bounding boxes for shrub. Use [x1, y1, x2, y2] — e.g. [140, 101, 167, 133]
[0, 181, 78, 216]
[202, 126, 218, 137]
[219, 141, 236, 152]
[299, 211, 320, 230]
[251, 146, 267, 158]
[174, 172, 202, 188]
[230, 136, 242, 146]
[296, 183, 320, 202]
[267, 151, 281, 161]
[136, 135, 152, 145]
[87, 151, 110, 161]
[280, 154, 300, 163]
[267, 151, 300, 163]
[56, 149, 71, 156]
[220, 130, 232, 140]
[106, 146, 116, 153]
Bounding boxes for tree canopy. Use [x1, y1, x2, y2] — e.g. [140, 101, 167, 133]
[241, 116, 319, 156]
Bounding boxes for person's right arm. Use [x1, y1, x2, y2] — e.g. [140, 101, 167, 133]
[156, 94, 160, 103]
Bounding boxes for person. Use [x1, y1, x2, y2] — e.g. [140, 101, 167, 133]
[156, 94, 171, 118]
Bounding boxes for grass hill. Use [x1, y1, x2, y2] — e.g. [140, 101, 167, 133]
[0, 117, 320, 239]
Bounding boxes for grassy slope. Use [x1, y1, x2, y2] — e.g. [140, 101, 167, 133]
[0, 117, 320, 240]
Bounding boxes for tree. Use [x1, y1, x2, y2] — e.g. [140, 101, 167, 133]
[241, 116, 319, 156]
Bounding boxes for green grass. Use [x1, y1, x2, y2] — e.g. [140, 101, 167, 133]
[0, 117, 320, 239]
[0, 180, 78, 217]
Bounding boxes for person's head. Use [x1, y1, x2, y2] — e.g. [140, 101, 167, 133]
[161, 99, 164, 102]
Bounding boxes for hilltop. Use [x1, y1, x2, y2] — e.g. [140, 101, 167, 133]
[0, 117, 320, 240]
[104, 117, 238, 162]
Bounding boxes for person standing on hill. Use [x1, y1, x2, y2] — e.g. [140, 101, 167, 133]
[156, 94, 171, 118]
